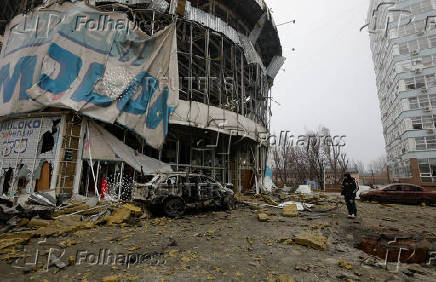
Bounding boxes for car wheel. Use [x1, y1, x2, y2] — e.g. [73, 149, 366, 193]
[163, 198, 185, 218]
[419, 200, 431, 206]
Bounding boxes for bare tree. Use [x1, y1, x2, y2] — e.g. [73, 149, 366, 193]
[353, 160, 366, 175]
[368, 155, 388, 176]
[271, 126, 351, 188]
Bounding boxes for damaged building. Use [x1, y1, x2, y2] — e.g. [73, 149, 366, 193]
[0, 0, 284, 201]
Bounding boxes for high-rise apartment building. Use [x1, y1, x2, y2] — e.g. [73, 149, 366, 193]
[368, 0, 436, 186]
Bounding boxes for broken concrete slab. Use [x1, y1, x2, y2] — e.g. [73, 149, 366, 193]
[86, 197, 99, 208]
[103, 207, 131, 225]
[27, 218, 51, 228]
[282, 204, 298, 217]
[123, 203, 142, 217]
[268, 274, 296, 282]
[258, 213, 269, 222]
[0, 232, 34, 250]
[338, 261, 353, 270]
[260, 195, 279, 206]
[52, 203, 91, 217]
[36, 215, 94, 237]
[101, 275, 119, 282]
[294, 232, 327, 251]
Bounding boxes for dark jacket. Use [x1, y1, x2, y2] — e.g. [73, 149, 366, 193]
[341, 177, 359, 198]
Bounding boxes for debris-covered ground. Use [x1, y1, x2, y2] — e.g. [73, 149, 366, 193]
[0, 192, 435, 282]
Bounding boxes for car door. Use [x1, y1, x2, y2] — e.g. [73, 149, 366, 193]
[401, 185, 422, 204]
[381, 185, 401, 203]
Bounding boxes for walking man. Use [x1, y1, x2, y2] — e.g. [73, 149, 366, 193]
[341, 173, 359, 218]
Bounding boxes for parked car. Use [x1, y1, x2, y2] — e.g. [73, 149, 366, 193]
[132, 172, 235, 217]
[360, 183, 436, 205]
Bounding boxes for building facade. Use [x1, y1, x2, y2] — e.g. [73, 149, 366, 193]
[368, 0, 436, 187]
[0, 0, 283, 200]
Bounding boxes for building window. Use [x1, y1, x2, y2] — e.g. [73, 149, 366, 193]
[415, 135, 436, 150]
[411, 116, 436, 130]
[409, 97, 419, 109]
[418, 158, 436, 183]
[412, 117, 423, 129]
[409, 95, 436, 110]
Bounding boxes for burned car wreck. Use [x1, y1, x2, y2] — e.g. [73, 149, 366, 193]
[133, 173, 235, 217]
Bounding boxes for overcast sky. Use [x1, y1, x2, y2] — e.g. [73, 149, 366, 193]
[267, 0, 386, 165]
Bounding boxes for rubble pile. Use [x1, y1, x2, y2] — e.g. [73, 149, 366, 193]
[0, 194, 147, 264]
[235, 190, 341, 214]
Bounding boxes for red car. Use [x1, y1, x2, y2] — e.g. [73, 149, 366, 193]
[360, 183, 436, 206]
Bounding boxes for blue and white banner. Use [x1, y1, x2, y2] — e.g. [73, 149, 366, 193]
[0, 2, 179, 148]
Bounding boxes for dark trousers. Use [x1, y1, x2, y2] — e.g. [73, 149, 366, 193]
[345, 197, 357, 216]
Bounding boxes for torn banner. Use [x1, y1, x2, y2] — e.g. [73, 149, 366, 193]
[0, 2, 179, 149]
[83, 121, 173, 174]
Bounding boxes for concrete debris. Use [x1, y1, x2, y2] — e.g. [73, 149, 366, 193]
[282, 204, 298, 217]
[260, 195, 279, 206]
[338, 261, 353, 270]
[103, 207, 131, 226]
[295, 185, 312, 195]
[28, 192, 56, 207]
[0, 236, 33, 250]
[258, 213, 269, 222]
[0, 198, 13, 208]
[87, 209, 111, 223]
[86, 197, 99, 208]
[278, 201, 312, 211]
[294, 232, 327, 251]
[36, 215, 95, 238]
[123, 203, 142, 217]
[53, 203, 92, 217]
[27, 218, 51, 228]
[101, 275, 119, 282]
[268, 274, 296, 282]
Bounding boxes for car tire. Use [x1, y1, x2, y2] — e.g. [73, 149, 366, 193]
[163, 198, 185, 218]
[419, 200, 431, 206]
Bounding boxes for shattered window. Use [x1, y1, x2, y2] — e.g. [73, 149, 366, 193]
[0, 117, 61, 197]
